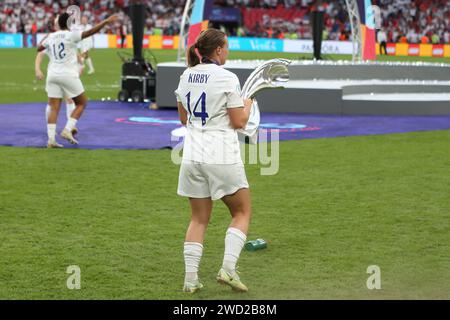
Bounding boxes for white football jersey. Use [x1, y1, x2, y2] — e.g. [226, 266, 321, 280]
[70, 23, 85, 33]
[175, 63, 245, 165]
[81, 24, 93, 47]
[42, 30, 83, 77]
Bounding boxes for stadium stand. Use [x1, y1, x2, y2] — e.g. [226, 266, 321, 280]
[0, 0, 449, 43]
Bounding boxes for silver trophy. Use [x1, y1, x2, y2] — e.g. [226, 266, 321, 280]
[66, 5, 81, 30]
[238, 59, 291, 144]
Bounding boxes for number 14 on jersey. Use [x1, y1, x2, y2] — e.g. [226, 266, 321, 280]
[186, 91, 209, 126]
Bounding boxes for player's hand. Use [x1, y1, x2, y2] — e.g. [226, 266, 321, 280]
[35, 69, 44, 81]
[106, 14, 119, 25]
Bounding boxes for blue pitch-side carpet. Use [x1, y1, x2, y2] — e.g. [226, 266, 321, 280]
[0, 101, 449, 149]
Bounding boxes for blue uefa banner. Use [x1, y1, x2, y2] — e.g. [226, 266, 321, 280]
[228, 37, 283, 52]
[0, 33, 23, 48]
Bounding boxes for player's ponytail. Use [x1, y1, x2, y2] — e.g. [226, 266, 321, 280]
[187, 29, 227, 67]
[188, 44, 201, 67]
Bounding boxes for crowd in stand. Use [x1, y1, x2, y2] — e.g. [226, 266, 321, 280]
[373, 0, 449, 44]
[1, 0, 449, 43]
[0, 0, 183, 37]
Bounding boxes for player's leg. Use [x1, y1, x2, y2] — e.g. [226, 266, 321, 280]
[45, 104, 50, 122]
[60, 77, 87, 144]
[84, 50, 95, 74]
[217, 188, 252, 292]
[45, 77, 64, 148]
[382, 42, 387, 55]
[61, 92, 86, 144]
[47, 98, 63, 148]
[70, 92, 88, 120]
[78, 53, 85, 76]
[45, 97, 72, 124]
[183, 197, 213, 293]
[65, 98, 78, 136]
[222, 188, 252, 234]
[186, 197, 213, 243]
[65, 98, 76, 120]
[178, 162, 212, 292]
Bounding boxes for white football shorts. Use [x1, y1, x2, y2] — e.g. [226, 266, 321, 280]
[178, 161, 249, 201]
[46, 75, 84, 99]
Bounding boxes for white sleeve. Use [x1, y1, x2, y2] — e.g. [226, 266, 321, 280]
[69, 31, 83, 43]
[174, 74, 184, 103]
[225, 74, 244, 109]
[40, 34, 50, 49]
[174, 88, 182, 103]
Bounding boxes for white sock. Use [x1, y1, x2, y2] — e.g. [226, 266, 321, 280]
[47, 123, 56, 141]
[86, 57, 94, 72]
[66, 102, 76, 120]
[184, 242, 203, 282]
[64, 117, 78, 132]
[45, 104, 50, 122]
[222, 227, 247, 273]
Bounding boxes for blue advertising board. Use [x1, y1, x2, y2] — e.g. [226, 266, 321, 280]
[0, 33, 23, 48]
[228, 37, 283, 52]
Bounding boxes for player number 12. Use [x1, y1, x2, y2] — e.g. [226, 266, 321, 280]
[52, 42, 66, 60]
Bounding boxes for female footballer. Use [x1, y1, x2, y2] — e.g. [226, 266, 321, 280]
[35, 12, 117, 147]
[175, 29, 253, 293]
[36, 31, 82, 147]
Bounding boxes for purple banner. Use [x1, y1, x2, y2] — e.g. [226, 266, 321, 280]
[209, 7, 241, 22]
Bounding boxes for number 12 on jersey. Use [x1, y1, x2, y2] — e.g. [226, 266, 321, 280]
[186, 91, 209, 126]
[52, 42, 66, 60]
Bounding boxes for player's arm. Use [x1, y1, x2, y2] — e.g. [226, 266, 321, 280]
[34, 51, 46, 80]
[81, 15, 118, 39]
[36, 33, 49, 52]
[177, 102, 188, 125]
[227, 99, 253, 129]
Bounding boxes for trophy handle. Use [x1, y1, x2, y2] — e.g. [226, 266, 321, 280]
[238, 59, 291, 144]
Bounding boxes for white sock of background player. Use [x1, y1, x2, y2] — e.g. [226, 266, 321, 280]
[86, 57, 94, 72]
[66, 101, 76, 121]
[45, 104, 50, 122]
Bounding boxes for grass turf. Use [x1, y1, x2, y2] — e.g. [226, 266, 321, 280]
[0, 48, 449, 104]
[0, 48, 449, 299]
[0, 130, 449, 299]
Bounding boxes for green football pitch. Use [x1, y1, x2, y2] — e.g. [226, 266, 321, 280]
[0, 48, 449, 104]
[0, 49, 449, 299]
